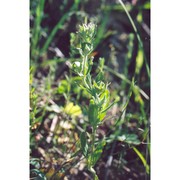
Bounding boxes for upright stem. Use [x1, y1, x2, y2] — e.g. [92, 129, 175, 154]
[83, 55, 88, 76]
[92, 127, 97, 153]
[90, 127, 98, 180]
[89, 166, 99, 180]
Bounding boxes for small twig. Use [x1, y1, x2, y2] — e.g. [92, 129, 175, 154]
[46, 115, 58, 143]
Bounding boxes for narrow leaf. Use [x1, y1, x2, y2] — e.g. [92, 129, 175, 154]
[80, 132, 88, 157]
[88, 100, 99, 127]
[133, 147, 150, 174]
[91, 140, 106, 166]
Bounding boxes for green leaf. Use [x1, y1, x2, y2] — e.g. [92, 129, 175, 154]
[100, 100, 116, 114]
[89, 140, 106, 167]
[30, 169, 47, 180]
[89, 167, 99, 180]
[117, 134, 141, 145]
[95, 71, 104, 84]
[30, 158, 40, 169]
[135, 48, 144, 74]
[80, 132, 88, 157]
[133, 147, 150, 174]
[58, 80, 68, 94]
[143, 2, 150, 9]
[88, 99, 99, 127]
[98, 89, 110, 120]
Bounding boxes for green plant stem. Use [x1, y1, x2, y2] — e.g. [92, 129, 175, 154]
[92, 128, 97, 153]
[83, 76, 90, 90]
[83, 55, 88, 76]
[89, 166, 99, 180]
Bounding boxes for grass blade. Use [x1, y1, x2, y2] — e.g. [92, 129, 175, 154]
[31, 0, 45, 57]
[104, 65, 149, 100]
[133, 147, 150, 174]
[41, 0, 80, 54]
[118, 0, 150, 78]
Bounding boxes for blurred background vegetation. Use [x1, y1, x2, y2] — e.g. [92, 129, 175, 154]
[30, 0, 150, 179]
